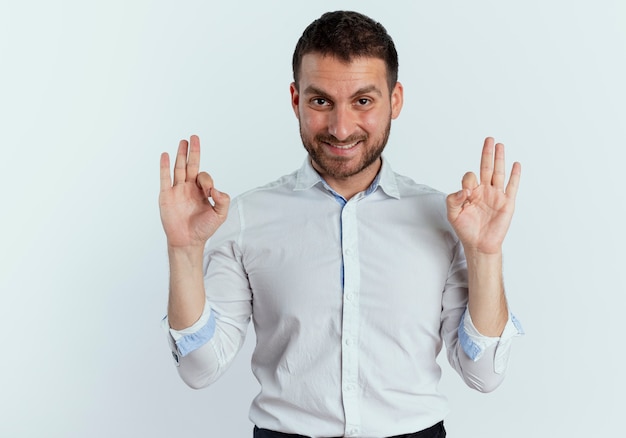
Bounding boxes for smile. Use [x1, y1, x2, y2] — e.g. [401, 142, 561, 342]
[327, 141, 360, 150]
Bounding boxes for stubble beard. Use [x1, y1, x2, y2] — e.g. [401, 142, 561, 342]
[300, 119, 392, 180]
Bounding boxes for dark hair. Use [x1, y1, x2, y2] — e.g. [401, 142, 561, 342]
[292, 11, 399, 93]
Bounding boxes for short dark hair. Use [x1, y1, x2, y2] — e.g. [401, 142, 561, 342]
[292, 11, 399, 93]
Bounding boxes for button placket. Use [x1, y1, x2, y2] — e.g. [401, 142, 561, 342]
[340, 200, 361, 435]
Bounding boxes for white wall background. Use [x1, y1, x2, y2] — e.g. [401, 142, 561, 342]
[1, 0, 624, 436]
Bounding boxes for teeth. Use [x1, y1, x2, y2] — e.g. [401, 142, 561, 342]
[331, 141, 358, 149]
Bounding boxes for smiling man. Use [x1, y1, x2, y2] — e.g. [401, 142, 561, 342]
[291, 54, 402, 200]
[159, 11, 523, 438]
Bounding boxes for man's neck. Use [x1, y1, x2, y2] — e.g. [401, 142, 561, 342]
[312, 158, 382, 200]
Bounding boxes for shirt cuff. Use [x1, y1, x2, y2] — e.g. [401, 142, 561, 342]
[458, 308, 524, 374]
[161, 299, 216, 357]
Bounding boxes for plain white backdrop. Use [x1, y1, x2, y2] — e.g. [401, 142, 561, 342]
[1, 0, 625, 436]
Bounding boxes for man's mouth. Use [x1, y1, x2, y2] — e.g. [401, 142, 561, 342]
[326, 140, 361, 150]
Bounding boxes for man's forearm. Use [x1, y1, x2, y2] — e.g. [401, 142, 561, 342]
[167, 245, 206, 330]
[465, 249, 508, 337]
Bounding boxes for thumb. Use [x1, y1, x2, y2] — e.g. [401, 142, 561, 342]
[210, 188, 231, 217]
[446, 189, 469, 221]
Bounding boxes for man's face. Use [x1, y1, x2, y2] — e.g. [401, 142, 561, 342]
[290, 54, 403, 187]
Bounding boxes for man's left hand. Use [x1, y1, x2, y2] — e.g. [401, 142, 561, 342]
[446, 137, 521, 255]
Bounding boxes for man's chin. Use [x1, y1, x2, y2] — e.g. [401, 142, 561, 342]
[312, 157, 371, 180]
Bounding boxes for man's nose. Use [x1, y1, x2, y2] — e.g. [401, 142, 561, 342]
[327, 105, 355, 141]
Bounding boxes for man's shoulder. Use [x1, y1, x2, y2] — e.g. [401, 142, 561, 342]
[379, 157, 445, 201]
[391, 171, 446, 199]
[232, 168, 301, 202]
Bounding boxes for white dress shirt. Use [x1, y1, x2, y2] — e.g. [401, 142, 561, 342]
[163, 157, 522, 438]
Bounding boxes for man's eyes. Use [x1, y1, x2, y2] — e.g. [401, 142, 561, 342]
[309, 97, 373, 107]
[311, 98, 331, 106]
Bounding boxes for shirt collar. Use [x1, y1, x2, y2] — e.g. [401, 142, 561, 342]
[294, 156, 401, 200]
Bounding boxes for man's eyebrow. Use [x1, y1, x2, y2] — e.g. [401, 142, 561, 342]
[302, 85, 330, 97]
[302, 85, 383, 99]
[350, 85, 383, 98]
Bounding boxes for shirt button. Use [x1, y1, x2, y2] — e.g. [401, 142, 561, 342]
[345, 293, 354, 301]
[345, 338, 353, 346]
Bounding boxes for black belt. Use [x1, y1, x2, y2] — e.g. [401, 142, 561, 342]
[253, 421, 446, 438]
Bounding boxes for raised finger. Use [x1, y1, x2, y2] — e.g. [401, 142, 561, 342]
[479, 137, 495, 186]
[505, 161, 522, 199]
[173, 139, 189, 185]
[186, 135, 201, 182]
[159, 152, 172, 192]
[492, 142, 506, 190]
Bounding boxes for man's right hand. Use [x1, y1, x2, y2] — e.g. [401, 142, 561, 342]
[159, 135, 230, 250]
[160, 135, 230, 329]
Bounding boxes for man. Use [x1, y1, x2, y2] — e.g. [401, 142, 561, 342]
[159, 10, 522, 438]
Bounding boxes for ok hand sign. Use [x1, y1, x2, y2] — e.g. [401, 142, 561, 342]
[159, 135, 230, 249]
[446, 137, 521, 256]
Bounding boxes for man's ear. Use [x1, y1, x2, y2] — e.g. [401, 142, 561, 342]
[290, 82, 300, 119]
[391, 82, 404, 120]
